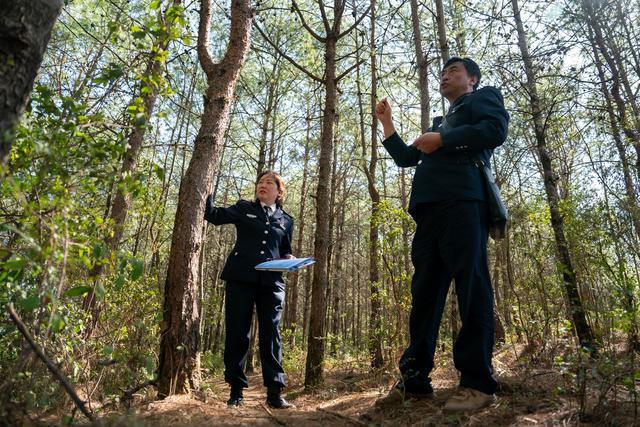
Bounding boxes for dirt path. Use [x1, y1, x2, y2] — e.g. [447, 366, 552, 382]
[80, 345, 639, 426]
[94, 366, 598, 426]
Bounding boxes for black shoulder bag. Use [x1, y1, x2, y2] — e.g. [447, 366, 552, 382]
[471, 156, 508, 240]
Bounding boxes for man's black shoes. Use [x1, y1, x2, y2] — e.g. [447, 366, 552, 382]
[266, 385, 295, 409]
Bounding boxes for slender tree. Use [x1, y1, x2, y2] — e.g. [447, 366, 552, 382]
[83, 0, 184, 334]
[257, 0, 370, 387]
[510, 0, 596, 353]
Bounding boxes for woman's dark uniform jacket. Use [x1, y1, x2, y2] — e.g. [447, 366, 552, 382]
[204, 197, 294, 389]
[382, 86, 509, 211]
[204, 198, 294, 282]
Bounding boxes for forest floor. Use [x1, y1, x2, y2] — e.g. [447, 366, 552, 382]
[38, 343, 638, 426]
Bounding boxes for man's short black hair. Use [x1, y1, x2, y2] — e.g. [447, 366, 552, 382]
[443, 57, 481, 90]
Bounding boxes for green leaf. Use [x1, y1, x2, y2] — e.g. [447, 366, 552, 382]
[18, 296, 40, 311]
[92, 244, 104, 259]
[154, 164, 165, 181]
[4, 257, 27, 271]
[114, 274, 125, 290]
[132, 29, 147, 40]
[150, 0, 162, 10]
[65, 285, 92, 297]
[95, 282, 106, 300]
[130, 259, 144, 281]
[51, 314, 65, 333]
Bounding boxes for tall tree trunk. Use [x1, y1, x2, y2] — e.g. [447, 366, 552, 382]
[0, 0, 62, 168]
[434, 0, 450, 65]
[511, 0, 596, 353]
[409, 0, 430, 133]
[451, 0, 467, 55]
[305, 28, 337, 385]
[261, 0, 370, 388]
[330, 184, 346, 356]
[157, 0, 253, 397]
[433, 0, 458, 347]
[356, 1, 383, 368]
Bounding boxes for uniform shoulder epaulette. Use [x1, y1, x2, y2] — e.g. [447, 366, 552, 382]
[236, 199, 252, 206]
[475, 86, 502, 97]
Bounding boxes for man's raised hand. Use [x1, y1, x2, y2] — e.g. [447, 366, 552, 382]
[375, 98, 396, 138]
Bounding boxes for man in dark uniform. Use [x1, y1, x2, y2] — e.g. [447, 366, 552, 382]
[205, 170, 295, 409]
[374, 57, 509, 412]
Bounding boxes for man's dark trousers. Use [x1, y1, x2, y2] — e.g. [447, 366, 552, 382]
[223, 279, 286, 389]
[400, 200, 497, 395]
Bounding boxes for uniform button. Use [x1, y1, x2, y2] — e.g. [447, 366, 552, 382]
[265, 222, 269, 225]
[262, 240, 266, 244]
[264, 230, 268, 234]
[234, 252, 238, 255]
[260, 251, 264, 254]
[418, 160, 422, 165]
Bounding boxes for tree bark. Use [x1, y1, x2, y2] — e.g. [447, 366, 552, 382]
[434, 0, 450, 65]
[0, 0, 62, 168]
[356, 1, 384, 368]
[409, 0, 431, 133]
[511, 0, 596, 354]
[157, 0, 253, 397]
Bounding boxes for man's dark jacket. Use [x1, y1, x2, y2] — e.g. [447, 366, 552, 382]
[204, 198, 294, 283]
[382, 86, 509, 213]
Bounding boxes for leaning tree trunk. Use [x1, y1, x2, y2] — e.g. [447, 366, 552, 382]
[157, 0, 253, 397]
[511, 0, 596, 353]
[83, 0, 183, 333]
[0, 0, 62, 168]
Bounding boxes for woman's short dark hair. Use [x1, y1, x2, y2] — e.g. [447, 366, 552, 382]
[255, 170, 286, 207]
[443, 57, 481, 90]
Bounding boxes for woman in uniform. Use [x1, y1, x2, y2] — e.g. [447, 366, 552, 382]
[204, 170, 295, 409]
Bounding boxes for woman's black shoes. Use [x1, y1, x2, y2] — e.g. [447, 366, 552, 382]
[227, 385, 244, 407]
[226, 396, 243, 407]
[266, 385, 295, 409]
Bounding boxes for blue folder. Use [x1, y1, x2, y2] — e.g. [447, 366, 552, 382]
[254, 257, 315, 272]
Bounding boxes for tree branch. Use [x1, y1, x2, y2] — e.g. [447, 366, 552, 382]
[292, 1, 326, 42]
[254, 23, 324, 83]
[220, 0, 255, 70]
[198, 0, 216, 76]
[337, 5, 371, 40]
[336, 58, 367, 82]
[316, 0, 330, 33]
[7, 304, 95, 422]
